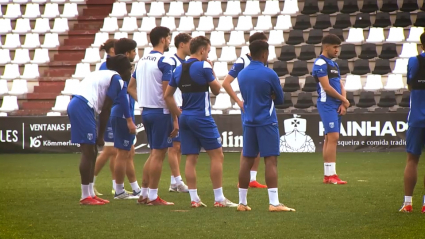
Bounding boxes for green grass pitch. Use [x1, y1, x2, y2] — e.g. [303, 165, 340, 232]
[1, 152, 425, 239]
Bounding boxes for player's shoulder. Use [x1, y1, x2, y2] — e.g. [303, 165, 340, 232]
[314, 58, 327, 66]
[200, 61, 212, 69]
[234, 57, 245, 65]
[159, 56, 175, 66]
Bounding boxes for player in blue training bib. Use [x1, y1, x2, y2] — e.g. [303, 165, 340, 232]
[312, 34, 349, 185]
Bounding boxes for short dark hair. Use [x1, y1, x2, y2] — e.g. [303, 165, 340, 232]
[322, 34, 342, 45]
[249, 40, 269, 59]
[100, 39, 116, 54]
[249, 32, 268, 44]
[114, 38, 137, 55]
[190, 36, 211, 54]
[106, 54, 132, 75]
[421, 32, 425, 46]
[174, 33, 192, 48]
[150, 26, 171, 47]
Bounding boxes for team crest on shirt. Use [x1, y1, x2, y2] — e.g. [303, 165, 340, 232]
[123, 140, 129, 147]
[87, 133, 93, 140]
[329, 122, 335, 128]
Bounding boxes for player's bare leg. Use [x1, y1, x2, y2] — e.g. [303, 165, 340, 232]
[168, 142, 189, 193]
[137, 154, 151, 204]
[125, 146, 141, 197]
[93, 146, 116, 195]
[114, 147, 138, 199]
[146, 149, 174, 205]
[238, 152, 266, 188]
[79, 144, 105, 205]
[323, 133, 346, 184]
[238, 156, 255, 211]
[400, 153, 419, 212]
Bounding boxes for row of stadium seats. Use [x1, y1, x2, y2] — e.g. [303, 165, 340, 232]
[0, 18, 69, 34]
[0, 3, 78, 19]
[1, 33, 60, 49]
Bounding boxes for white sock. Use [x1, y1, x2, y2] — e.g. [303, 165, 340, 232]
[130, 181, 140, 193]
[213, 187, 225, 202]
[115, 183, 124, 195]
[88, 183, 96, 197]
[141, 187, 148, 198]
[268, 188, 279, 206]
[112, 180, 116, 190]
[81, 184, 90, 199]
[250, 171, 257, 182]
[189, 189, 200, 202]
[93, 176, 97, 185]
[405, 196, 412, 205]
[239, 188, 248, 205]
[148, 188, 158, 201]
[423, 195, 425, 205]
[324, 163, 336, 176]
[175, 175, 183, 186]
[170, 176, 176, 185]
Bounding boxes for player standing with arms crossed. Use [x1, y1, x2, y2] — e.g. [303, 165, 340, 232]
[164, 36, 238, 208]
[399, 32, 425, 213]
[128, 27, 177, 205]
[236, 40, 295, 212]
[312, 34, 349, 185]
[222, 32, 268, 188]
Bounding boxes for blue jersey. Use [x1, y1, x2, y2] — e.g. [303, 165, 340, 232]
[99, 55, 110, 71]
[238, 61, 284, 127]
[312, 55, 342, 105]
[106, 74, 133, 120]
[169, 58, 215, 116]
[228, 54, 252, 78]
[407, 52, 425, 127]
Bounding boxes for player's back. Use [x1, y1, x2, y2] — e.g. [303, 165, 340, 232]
[407, 52, 425, 127]
[312, 56, 341, 105]
[169, 54, 185, 107]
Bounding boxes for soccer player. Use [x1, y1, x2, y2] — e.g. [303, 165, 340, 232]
[222, 32, 268, 188]
[399, 32, 425, 213]
[312, 34, 349, 185]
[67, 55, 132, 205]
[236, 40, 295, 212]
[167, 33, 191, 193]
[164, 36, 238, 208]
[128, 26, 177, 205]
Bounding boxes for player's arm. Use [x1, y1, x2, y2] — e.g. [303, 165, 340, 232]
[223, 61, 244, 106]
[98, 97, 113, 146]
[128, 76, 138, 101]
[160, 58, 179, 137]
[407, 57, 419, 91]
[318, 75, 349, 106]
[270, 72, 284, 105]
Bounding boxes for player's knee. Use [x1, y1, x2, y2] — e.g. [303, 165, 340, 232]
[326, 133, 339, 143]
[264, 156, 277, 166]
[117, 149, 131, 160]
[174, 143, 181, 153]
[407, 153, 420, 163]
[152, 148, 167, 159]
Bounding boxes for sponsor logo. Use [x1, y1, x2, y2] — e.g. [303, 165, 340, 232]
[319, 121, 408, 137]
[30, 135, 79, 148]
[30, 124, 70, 131]
[280, 114, 316, 153]
[30, 135, 42, 148]
[0, 130, 19, 143]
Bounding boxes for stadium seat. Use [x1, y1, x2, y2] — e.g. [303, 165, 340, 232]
[177, 17, 195, 32]
[0, 19, 12, 34]
[282, 76, 300, 92]
[341, 0, 359, 14]
[353, 13, 371, 28]
[263, 0, 280, 15]
[22, 3, 41, 19]
[72, 63, 91, 79]
[231, 81, 240, 93]
[192, 31, 205, 38]
[82, 48, 101, 63]
[0, 49, 11, 65]
[366, 28, 385, 43]
[314, 14, 331, 30]
[186, 1, 203, 17]
[32, 18, 51, 33]
[31, 48, 49, 64]
[0, 80, 8, 95]
[91, 32, 109, 47]
[298, 45, 316, 61]
[361, 0, 379, 13]
[294, 92, 313, 109]
[41, 33, 59, 48]
[386, 27, 405, 42]
[42, 3, 60, 19]
[346, 28, 364, 43]
[379, 43, 398, 59]
[346, 91, 355, 107]
[268, 30, 285, 46]
[302, 76, 316, 92]
[329, 29, 345, 41]
[167, 2, 184, 16]
[22, 33, 41, 49]
[61, 3, 78, 18]
[100, 17, 119, 32]
[208, 47, 218, 62]
[223, 1, 242, 16]
[286, 30, 304, 45]
[372, 59, 392, 75]
[400, 0, 418, 12]
[339, 44, 357, 59]
[255, 16, 273, 31]
[197, 16, 214, 31]
[133, 32, 148, 47]
[293, 15, 311, 30]
[273, 61, 289, 76]
[211, 110, 223, 115]
[163, 46, 176, 58]
[335, 59, 350, 75]
[407, 27, 425, 42]
[321, 0, 339, 14]
[120, 17, 139, 32]
[392, 59, 408, 74]
[373, 12, 391, 28]
[393, 12, 412, 27]
[51, 0, 66, 3]
[275, 15, 292, 30]
[333, 14, 352, 29]
[381, 0, 398, 12]
[268, 45, 277, 62]
[399, 91, 410, 107]
[281, 0, 299, 15]
[212, 93, 232, 110]
[278, 45, 296, 61]
[12, 18, 30, 34]
[213, 62, 228, 79]
[47, 112, 61, 116]
[276, 93, 293, 109]
[399, 43, 418, 58]
[218, 46, 237, 62]
[204, 1, 222, 16]
[291, 61, 309, 76]
[134, 101, 141, 115]
[363, 75, 383, 91]
[301, 0, 319, 15]
[0, 96, 19, 112]
[4, 4, 21, 19]
[356, 91, 375, 108]
[8, 79, 28, 95]
[351, 59, 370, 75]
[20, 64, 39, 79]
[139, 17, 156, 32]
[128, 2, 146, 17]
[61, 79, 80, 95]
[51, 18, 69, 33]
[114, 32, 128, 40]
[358, 43, 377, 59]
[109, 2, 127, 17]
[147, 2, 165, 17]
[306, 29, 323, 44]
[228, 110, 241, 115]
[243, 0, 260, 16]
[344, 74, 362, 91]
[3, 34, 21, 49]
[11, 49, 30, 64]
[52, 95, 71, 112]
[227, 31, 245, 46]
[414, 12, 425, 27]
[142, 47, 153, 57]
[235, 16, 253, 31]
[377, 91, 397, 108]
[421, 1, 425, 11]
[210, 31, 226, 47]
